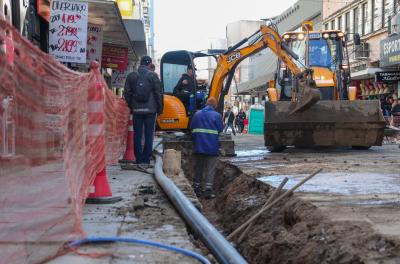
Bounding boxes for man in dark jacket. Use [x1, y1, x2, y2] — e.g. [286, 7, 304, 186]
[223, 106, 236, 135]
[190, 97, 224, 199]
[123, 55, 163, 165]
[173, 65, 196, 114]
[236, 109, 246, 133]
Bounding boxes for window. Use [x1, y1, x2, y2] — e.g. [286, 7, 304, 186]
[338, 16, 342, 30]
[354, 7, 359, 34]
[373, 0, 383, 31]
[362, 2, 369, 35]
[331, 20, 335, 30]
[345, 12, 350, 33]
[325, 23, 329, 30]
[383, 0, 391, 27]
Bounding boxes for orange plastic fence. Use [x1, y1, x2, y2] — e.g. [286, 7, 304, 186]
[0, 19, 129, 263]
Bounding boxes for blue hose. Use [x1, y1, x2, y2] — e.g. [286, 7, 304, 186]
[69, 236, 211, 264]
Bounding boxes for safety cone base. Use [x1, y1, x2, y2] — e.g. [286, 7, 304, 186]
[85, 196, 123, 204]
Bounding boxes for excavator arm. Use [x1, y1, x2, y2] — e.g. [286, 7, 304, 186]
[209, 25, 319, 113]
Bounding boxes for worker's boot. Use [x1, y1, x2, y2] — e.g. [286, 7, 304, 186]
[203, 188, 216, 200]
[192, 183, 202, 197]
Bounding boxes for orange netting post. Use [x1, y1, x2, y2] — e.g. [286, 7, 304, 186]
[119, 114, 135, 163]
[86, 61, 122, 204]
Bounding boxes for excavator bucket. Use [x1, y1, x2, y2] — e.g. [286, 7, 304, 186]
[290, 79, 321, 114]
[264, 100, 386, 151]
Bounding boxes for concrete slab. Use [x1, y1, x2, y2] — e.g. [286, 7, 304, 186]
[49, 163, 204, 263]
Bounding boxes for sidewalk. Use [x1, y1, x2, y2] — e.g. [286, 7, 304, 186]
[49, 164, 202, 264]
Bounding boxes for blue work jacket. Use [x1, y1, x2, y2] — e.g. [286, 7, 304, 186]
[190, 105, 224, 156]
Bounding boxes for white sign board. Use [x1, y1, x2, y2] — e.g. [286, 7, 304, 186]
[49, 0, 88, 63]
[87, 24, 103, 65]
[111, 70, 129, 88]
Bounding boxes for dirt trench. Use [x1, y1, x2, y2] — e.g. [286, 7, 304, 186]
[198, 161, 400, 264]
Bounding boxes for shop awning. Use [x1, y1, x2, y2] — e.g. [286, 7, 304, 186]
[85, 0, 138, 62]
[351, 68, 383, 80]
[38, 0, 139, 62]
[124, 19, 148, 57]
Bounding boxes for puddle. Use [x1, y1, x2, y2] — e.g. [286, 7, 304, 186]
[258, 172, 400, 195]
[235, 149, 270, 157]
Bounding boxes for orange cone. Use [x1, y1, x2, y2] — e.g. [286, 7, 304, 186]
[86, 167, 122, 204]
[88, 168, 112, 197]
[120, 114, 135, 163]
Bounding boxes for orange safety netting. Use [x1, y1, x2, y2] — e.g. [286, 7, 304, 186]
[0, 19, 129, 263]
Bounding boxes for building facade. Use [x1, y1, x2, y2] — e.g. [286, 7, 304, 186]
[323, 0, 399, 116]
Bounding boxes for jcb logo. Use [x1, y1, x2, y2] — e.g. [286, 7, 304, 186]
[227, 52, 241, 63]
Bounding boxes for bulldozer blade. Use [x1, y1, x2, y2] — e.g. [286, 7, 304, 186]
[290, 79, 321, 114]
[265, 100, 386, 149]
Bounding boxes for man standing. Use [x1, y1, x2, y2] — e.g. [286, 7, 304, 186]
[123, 56, 163, 166]
[190, 97, 224, 199]
[223, 106, 236, 135]
[236, 109, 247, 133]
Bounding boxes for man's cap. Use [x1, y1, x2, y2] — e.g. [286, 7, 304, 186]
[140, 55, 152, 66]
[188, 64, 196, 71]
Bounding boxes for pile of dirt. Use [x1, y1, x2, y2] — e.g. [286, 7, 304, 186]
[202, 162, 400, 264]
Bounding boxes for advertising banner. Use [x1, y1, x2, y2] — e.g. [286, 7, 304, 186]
[380, 34, 400, 67]
[87, 24, 103, 65]
[49, 0, 89, 64]
[116, 0, 134, 19]
[102, 45, 128, 71]
[111, 70, 129, 88]
[375, 71, 400, 83]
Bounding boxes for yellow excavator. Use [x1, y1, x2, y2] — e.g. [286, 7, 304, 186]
[157, 23, 318, 126]
[157, 21, 385, 153]
[264, 22, 385, 151]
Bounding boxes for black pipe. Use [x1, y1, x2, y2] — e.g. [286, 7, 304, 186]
[153, 152, 247, 264]
[281, 42, 299, 60]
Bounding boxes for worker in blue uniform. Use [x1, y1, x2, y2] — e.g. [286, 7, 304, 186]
[190, 97, 224, 199]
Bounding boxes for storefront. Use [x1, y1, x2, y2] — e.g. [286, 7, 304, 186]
[379, 33, 400, 126]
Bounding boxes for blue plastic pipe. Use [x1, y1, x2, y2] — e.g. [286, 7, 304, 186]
[69, 236, 211, 264]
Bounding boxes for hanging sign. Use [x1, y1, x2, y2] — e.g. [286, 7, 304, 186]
[49, 0, 89, 63]
[375, 71, 400, 83]
[87, 24, 103, 65]
[102, 45, 128, 71]
[111, 70, 129, 87]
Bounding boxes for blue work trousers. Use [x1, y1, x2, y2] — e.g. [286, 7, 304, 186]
[133, 113, 156, 164]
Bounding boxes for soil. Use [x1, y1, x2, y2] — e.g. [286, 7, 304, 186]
[202, 162, 400, 264]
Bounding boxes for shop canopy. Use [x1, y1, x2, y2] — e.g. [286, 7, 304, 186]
[351, 68, 383, 80]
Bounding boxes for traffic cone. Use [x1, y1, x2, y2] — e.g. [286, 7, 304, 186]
[119, 114, 135, 164]
[86, 167, 122, 204]
[86, 61, 122, 204]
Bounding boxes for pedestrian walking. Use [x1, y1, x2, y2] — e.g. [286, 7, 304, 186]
[123, 55, 163, 166]
[237, 109, 247, 133]
[223, 106, 236, 135]
[190, 97, 224, 199]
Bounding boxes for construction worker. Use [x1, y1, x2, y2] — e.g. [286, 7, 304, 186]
[190, 97, 224, 199]
[173, 65, 196, 114]
[123, 55, 163, 166]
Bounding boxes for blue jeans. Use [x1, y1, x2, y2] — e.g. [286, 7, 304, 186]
[133, 113, 156, 164]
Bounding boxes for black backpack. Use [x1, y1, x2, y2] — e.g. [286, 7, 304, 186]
[133, 71, 152, 103]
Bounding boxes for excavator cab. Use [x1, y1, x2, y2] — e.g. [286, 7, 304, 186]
[157, 50, 211, 130]
[265, 23, 385, 151]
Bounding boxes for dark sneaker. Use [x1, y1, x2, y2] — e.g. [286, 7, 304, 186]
[193, 187, 202, 197]
[203, 189, 216, 200]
